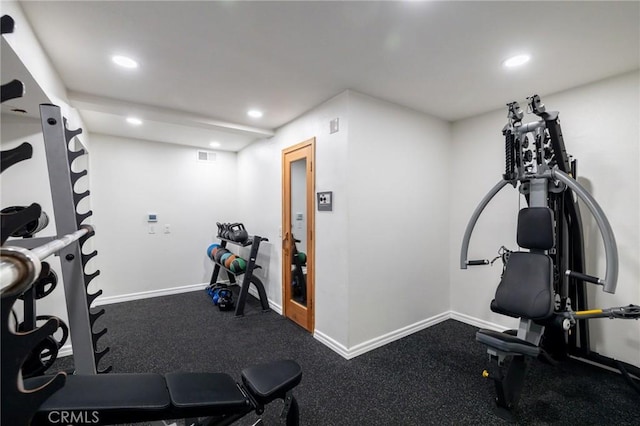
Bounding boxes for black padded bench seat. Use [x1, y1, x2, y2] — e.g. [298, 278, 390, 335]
[476, 329, 541, 357]
[242, 359, 302, 405]
[27, 373, 174, 425]
[27, 373, 170, 411]
[25, 359, 302, 425]
[165, 372, 250, 416]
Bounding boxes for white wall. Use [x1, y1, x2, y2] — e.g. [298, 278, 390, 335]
[450, 71, 640, 365]
[238, 90, 452, 353]
[347, 92, 451, 347]
[89, 134, 238, 298]
[237, 92, 351, 347]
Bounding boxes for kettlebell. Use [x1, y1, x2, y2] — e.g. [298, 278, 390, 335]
[229, 223, 249, 243]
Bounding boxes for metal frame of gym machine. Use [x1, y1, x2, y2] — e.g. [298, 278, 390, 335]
[459, 94, 640, 417]
[4, 103, 112, 376]
[2, 13, 109, 375]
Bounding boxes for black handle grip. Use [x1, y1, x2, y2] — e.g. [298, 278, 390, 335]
[467, 260, 490, 266]
[566, 270, 602, 285]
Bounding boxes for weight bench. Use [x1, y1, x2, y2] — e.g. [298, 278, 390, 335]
[25, 359, 302, 426]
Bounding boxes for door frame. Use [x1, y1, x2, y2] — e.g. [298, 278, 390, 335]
[282, 137, 315, 332]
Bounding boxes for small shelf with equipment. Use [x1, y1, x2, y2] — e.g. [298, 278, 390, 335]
[206, 223, 270, 316]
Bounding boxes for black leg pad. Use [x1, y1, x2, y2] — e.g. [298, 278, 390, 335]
[241, 360, 302, 405]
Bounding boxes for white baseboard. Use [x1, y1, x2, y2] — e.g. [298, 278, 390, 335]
[347, 311, 451, 359]
[268, 299, 283, 315]
[247, 286, 282, 314]
[94, 282, 209, 306]
[449, 311, 509, 332]
[315, 311, 451, 360]
[313, 329, 351, 359]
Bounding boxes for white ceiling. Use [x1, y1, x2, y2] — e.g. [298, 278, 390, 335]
[14, 1, 640, 151]
[1, 36, 48, 119]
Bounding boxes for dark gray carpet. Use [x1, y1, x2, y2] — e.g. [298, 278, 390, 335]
[53, 290, 639, 425]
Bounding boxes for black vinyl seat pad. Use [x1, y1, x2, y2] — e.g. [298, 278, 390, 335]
[476, 329, 541, 357]
[27, 374, 170, 412]
[165, 372, 249, 410]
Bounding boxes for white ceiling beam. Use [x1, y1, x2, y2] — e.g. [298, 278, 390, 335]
[68, 91, 275, 138]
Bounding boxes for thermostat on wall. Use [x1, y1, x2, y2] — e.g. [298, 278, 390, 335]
[147, 213, 158, 223]
[317, 191, 333, 211]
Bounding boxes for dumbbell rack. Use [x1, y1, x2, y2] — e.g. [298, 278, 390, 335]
[209, 235, 270, 316]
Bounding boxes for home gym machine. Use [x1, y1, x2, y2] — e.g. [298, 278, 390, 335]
[460, 94, 640, 420]
[1, 14, 302, 425]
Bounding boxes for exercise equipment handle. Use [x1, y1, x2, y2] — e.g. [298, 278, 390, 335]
[467, 260, 490, 266]
[460, 179, 510, 269]
[0, 226, 91, 297]
[551, 168, 618, 293]
[565, 270, 602, 286]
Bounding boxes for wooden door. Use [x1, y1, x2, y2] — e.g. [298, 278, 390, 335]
[282, 138, 315, 332]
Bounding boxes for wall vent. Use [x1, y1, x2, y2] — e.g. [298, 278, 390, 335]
[197, 150, 216, 162]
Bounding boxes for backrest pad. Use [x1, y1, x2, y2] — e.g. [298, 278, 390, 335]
[517, 207, 555, 250]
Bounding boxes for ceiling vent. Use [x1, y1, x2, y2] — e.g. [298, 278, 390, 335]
[197, 150, 216, 162]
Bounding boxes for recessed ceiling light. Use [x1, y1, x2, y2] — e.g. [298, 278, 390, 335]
[247, 110, 263, 118]
[503, 54, 531, 68]
[126, 117, 142, 125]
[209, 141, 221, 148]
[112, 55, 138, 69]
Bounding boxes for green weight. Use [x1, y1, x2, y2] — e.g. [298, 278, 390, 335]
[230, 258, 247, 273]
[294, 252, 307, 265]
